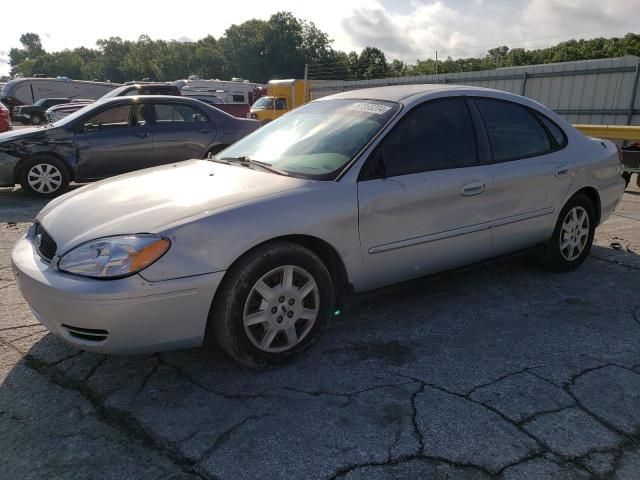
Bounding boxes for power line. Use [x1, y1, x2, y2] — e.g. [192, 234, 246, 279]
[409, 25, 640, 59]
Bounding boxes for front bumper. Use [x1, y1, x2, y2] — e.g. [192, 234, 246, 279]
[11, 233, 225, 355]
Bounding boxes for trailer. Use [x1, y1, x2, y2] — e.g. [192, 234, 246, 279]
[0, 77, 120, 113]
[174, 76, 263, 104]
[622, 143, 640, 188]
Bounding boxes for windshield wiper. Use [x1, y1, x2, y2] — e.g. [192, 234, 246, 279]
[208, 156, 231, 165]
[219, 156, 290, 176]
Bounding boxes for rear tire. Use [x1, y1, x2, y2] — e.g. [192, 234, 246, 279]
[19, 156, 70, 198]
[210, 241, 334, 369]
[622, 172, 631, 189]
[540, 194, 596, 272]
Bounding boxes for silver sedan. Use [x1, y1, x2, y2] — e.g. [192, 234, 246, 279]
[12, 85, 626, 368]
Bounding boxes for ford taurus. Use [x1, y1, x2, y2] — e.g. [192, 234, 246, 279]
[12, 85, 626, 368]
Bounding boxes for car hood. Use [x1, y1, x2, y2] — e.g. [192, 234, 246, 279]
[0, 127, 47, 143]
[37, 160, 311, 253]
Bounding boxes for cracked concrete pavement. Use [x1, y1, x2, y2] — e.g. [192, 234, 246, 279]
[1, 184, 640, 479]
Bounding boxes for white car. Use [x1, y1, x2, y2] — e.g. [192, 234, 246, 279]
[12, 85, 626, 368]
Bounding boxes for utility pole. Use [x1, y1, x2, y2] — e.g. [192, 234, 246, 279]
[303, 63, 309, 103]
[435, 50, 438, 84]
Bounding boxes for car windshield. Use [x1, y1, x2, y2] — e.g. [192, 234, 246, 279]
[218, 99, 399, 178]
[252, 97, 274, 110]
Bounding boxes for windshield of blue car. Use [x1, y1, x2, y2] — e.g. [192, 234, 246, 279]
[219, 99, 400, 178]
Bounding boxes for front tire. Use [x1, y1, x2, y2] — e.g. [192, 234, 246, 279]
[210, 241, 334, 369]
[19, 156, 70, 198]
[540, 194, 596, 272]
[30, 114, 42, 125]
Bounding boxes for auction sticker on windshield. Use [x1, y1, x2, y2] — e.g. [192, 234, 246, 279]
[348, 102, 392, 115]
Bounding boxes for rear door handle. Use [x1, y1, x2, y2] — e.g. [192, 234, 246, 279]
[200, 129, 212, 134]
[134, 132, 150, 138]
[555, 166, 570, 177]
[461, 181, 486, 196]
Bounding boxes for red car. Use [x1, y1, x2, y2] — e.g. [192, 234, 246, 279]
[0, 102, 11, 133]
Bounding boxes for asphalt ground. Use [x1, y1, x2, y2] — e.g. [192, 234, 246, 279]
[1, 182, 640, 479]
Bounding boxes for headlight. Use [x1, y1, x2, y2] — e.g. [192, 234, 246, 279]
[58, 234, 170, 279]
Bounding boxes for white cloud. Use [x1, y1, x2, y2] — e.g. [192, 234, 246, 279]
[340, 0, 638, 62]
[1, 0, 637, 76]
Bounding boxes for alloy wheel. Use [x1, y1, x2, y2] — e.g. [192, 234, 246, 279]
[243, 265, 320, 353]
[559, 206, 590, 261]
[27, 164, 63, 194]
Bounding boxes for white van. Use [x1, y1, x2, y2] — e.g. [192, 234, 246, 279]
[174, 76, 262, 104]
[0, 77, 120, 111]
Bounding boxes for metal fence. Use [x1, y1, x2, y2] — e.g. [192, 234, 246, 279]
[311, 55, 640, 126]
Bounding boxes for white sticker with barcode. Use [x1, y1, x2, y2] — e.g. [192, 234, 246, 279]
[348, 103, 392, 115]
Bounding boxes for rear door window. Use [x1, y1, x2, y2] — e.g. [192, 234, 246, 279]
[154, 103, 209, 124]
[382, 97, 478, 177]
[474, 98, 552, 162]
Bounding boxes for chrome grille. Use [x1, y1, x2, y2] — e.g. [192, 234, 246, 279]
[34, 223, 57, 261]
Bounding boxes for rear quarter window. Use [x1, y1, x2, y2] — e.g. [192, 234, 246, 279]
[536, 113, 567, 148]
[475, 98, 552, 162]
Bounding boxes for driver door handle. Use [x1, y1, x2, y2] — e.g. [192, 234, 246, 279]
[461, 181, 487, 197]
[555, 165, 570, 177]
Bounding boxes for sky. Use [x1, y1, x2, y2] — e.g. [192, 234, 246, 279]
[1, 0, 639, 76]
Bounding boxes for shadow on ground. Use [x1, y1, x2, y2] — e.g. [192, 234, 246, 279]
[0, 185, 85, 223]
[3, 245, 640, 479]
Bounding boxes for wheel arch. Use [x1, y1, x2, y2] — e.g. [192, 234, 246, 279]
[14, 152, 75, 183]
[221, 234, 351, 300]
[570, 186, 601, 226]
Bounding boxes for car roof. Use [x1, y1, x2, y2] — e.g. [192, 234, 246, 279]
[123, 82, 177, 87]
[319, 84, 508, 104]
[99, 95, 192, 103]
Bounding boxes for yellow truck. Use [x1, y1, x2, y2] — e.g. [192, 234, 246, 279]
[250, 79, 311, 124]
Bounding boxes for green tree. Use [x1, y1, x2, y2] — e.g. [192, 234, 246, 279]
[388, 59, 406, 76]
[192, 35, 225, 79]
[487, 45, 509, 67]
[358, 47, 388, 79]
[6, 27, 640, 83]
[219, 19, 271, 82]
[9, 33, 46, 76]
